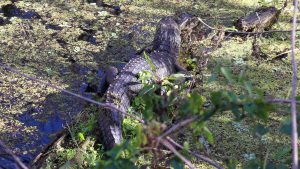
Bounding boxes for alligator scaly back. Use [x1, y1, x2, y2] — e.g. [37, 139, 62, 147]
[98, 16, 182, 150]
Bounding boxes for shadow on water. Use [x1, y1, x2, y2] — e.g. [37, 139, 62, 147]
[1, 4, 40, 19]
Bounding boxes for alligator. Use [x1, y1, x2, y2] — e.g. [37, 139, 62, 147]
[98, 14, 196, 150]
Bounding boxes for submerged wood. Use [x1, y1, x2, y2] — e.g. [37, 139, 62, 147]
[235, 6, 280, 32]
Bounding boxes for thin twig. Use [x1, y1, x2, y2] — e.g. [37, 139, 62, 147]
[167, 137, 224, 169]
[274, 48, 300, 58]
[197, 17, 300, 35]
[140, 147, 171, 153]
[290, 0, 299, 168]
[265, 98, 300, 104]
[159, 138, 195, 169]
[158, 116, 197, 139]
[0, 140, 29, 169]
[0, 63, 144, 124]
[65, 122, 79, 148]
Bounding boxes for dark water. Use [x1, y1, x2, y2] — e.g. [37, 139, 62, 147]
[1, 4, 40, 19]
[78, 33, 98, 45]
[0, 113, 65, 169]
[0, 67, 105, 168]
[45, 24, 63, 30]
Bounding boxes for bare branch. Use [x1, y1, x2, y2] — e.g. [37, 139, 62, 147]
[290, 0, 299, 168]
[0, 140, 29, 169]
[265, 98, 300, 104]
[158, 116, 197, 139]
[273, 48, 300, 58]
[0, 63, 144, 124]
[166, 137, 224, 169]
[159, 138, 195, 169]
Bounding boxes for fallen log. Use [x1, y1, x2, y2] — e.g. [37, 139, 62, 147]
[235, 0, 287, 32]
[235, 6, 280, 32]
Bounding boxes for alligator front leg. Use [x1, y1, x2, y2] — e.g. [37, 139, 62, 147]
[97, 66, 119, 96]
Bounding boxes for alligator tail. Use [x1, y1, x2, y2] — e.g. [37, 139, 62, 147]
[98, 109, 123, 150]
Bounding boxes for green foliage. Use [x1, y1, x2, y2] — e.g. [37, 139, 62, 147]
[59, 149, 77, 160]
[209, 66, 273, 122]
[180, 92, 206, 116]
[118, 65, 275, 168]
[73, 114, 97, 141]
[280, 116, 300, 137]
[138, 70, 154, 84]
[171, 158, 185, 169]
[48, 64, 282, 168]
[45, 67, 54, 77]
[143, 51, 157, 73]
[78, 132, 85, 141]
[253, 123, 269, 137]
[185, 57, 197, 71]
[96, 137, 142, 169]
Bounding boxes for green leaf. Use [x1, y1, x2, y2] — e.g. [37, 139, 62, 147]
[171, 159, 184, 169]
[221, 67, 234, 83]
[183, 141, 190, 151]
[254, 124, 269, 137]
[139, 84, 157, 96]
[115, 159, 137, 169]
[279, 117, 300, 137]
[106, 141, 129, 159]
[78, 132, 85, 141]
[180, 93, 204, 115]
[143, 51, 157, 73]
[227, 91, 238, 103]
[59, 161, 72, 169]
[231, 105, 243, 120]
[226, 159, 238, 169]
[238, 70, 245, 83]
[138, 70, 154, 84]
[244, 103, 256, 114]
[244, 81, 253, 96]
[253, 99, 271, 121]
[243, 159, 260, 169]
[208, 74, 218, 83]
[211, 91, 223, 106]
[168, 73, 186, 79]
[280, 118, 292, 136]
[134, 125, 147, 146]
[273, 147, 291, 160]
[203, 126, 214, 144]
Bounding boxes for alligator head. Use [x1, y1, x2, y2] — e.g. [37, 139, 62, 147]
[152, 16, 181, 58]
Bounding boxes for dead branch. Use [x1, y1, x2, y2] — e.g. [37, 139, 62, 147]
[0, 140, 29, 169]
[273, 48, 300, 59]
[266, 98, 300, 104]
[166, 137, 224, 169]
[158, 116, 197, 139]
[159, 138, 195, 169]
